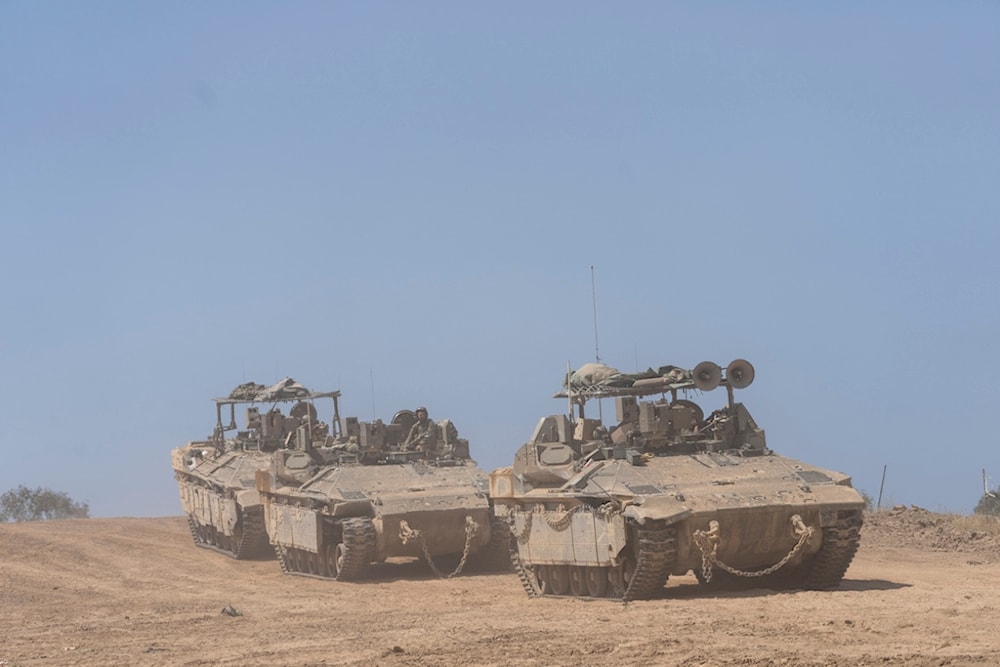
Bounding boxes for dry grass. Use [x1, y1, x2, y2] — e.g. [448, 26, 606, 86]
[952, 512, 1000, 536]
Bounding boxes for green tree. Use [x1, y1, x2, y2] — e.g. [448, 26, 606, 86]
[0, 485, 90, 522]
[974, 487, 1000, 516]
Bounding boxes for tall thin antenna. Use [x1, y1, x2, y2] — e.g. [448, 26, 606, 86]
[591, 265, 601, 363]
[591, 266, 603, 422]
[566, 360, 573, 420]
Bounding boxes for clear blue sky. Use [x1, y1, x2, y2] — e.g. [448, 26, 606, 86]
[1, 3, 998, 517]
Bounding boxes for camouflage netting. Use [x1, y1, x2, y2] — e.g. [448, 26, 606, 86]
[228, 382, 266, 400]
[564, 362, 692, 391]
[228, 378, 311, 402]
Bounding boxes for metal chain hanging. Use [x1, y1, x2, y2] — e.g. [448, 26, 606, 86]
[399, 515, 479, 579]
[506, 506, 534, 542]
[693, 514, 814, 583]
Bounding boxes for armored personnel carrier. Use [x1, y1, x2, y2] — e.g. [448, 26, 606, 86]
[490, 359, 865, 601]
[257, 408, 508, 581]
[171, 378, 342, 559]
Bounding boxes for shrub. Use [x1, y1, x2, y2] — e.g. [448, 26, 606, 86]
[973, 487, 1000, 517]
[0, 485, 90, 522]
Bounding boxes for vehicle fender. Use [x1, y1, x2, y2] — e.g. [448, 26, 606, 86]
[329, 499, 375, 517]
[622, 497, 692, 525]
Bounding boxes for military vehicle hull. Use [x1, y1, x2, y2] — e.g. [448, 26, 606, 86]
[171, 379, 343, 560]
[259, 458, 508, 580]
[490, 359, 865, 600]
[172, 446, 273, 559]
[491, 454, 863, 600]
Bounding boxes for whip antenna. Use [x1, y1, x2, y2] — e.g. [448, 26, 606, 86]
[591, 265, 603, 421]
[591, 265, 601, 363]
[567, 360, 574, 420]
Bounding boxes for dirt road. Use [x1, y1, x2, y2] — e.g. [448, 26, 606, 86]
[2, 510, 998, 666]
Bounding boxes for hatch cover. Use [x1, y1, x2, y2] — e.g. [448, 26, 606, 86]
[626, 484, 662, 495]
[797, 470, 832, 484]
[707, 453, 739, 466]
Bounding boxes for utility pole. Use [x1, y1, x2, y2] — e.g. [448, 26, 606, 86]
[876, 464, 887, 511]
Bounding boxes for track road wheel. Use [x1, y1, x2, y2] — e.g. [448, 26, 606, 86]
[318, 543, 335, 578]
[586, 567, 609, 597]
[623, 557, 636, 583]
[534, 566, 550, 594]
[307, 550, 321, 576]
[333, 543, 347, 577]
[610, 556, 635, 598]
[549, 565, 570, 596]
[569, 566, 587, 596]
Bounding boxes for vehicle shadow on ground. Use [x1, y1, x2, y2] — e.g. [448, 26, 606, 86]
[661, 575, 909, 600]
[837, 578, 910, 591]
[362, 557, 507, 583]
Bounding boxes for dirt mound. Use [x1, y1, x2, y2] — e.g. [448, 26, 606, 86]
[862, 505, 1000, 560]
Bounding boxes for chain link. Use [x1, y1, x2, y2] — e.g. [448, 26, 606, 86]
[540, 504, 583, 530]
[506, 506, 534, 542]
[693, 514, 814, 582]
[596, 502, 617, 518]
[505, 503, 584, 539]
[399, 516, 479, 579]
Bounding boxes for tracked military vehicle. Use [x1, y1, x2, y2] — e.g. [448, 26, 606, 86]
[490, 359, 865, 601]
[257, 409, 508, 581]
[171, 378, 342, 559]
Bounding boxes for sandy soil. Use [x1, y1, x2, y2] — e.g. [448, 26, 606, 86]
[2, 508, 999, 666]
